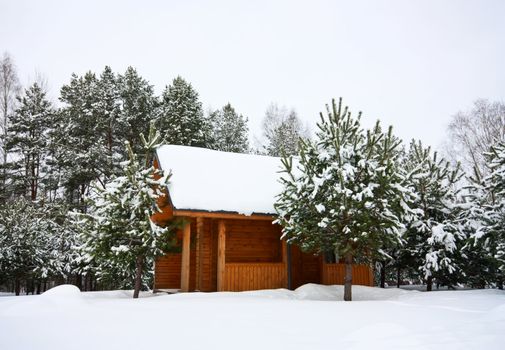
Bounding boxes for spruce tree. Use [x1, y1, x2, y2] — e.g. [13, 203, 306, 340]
[209, 103, 249, 153]
[78, 124, 178, 298]
[275, 98, 415, 301]
[157, 76, 211, 147]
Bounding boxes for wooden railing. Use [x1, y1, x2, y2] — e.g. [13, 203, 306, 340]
[322, 263, 374, 286]
[223, 263, 287, 291]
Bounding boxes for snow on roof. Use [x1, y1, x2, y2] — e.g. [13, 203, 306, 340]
[156, 145, 286, 215]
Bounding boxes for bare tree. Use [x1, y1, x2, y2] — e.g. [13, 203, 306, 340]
[0, 52, 21, 198]
[447, 99, 505, 177]
[261, 103, 310, 156]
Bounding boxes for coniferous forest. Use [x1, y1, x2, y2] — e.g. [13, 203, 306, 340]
[1, 53, 504, 297]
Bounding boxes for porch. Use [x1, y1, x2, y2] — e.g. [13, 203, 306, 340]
[154, 214, 374, 292]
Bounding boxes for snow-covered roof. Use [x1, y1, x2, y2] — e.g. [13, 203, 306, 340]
[155, 145, 285, 215]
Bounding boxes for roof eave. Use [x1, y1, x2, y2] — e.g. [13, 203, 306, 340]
[173, 208, 276, 221]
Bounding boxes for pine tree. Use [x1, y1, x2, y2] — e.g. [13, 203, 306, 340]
[209, 103, 249, 153]
[0, 199, 60, 295]
[7, 83, 54, 201]
[117, 66, 158, 154]
[157, 76, 211, 147]
[58, 71, 101, 207]
[275, 98, 415, 300]
[58, 68, 123, 208]
[0, 53, 21, 202]
[77, 123, 179, 298]
[463, 141, 505, 288]
[95, 66, 122, 172]
[402, 141, 464, 291]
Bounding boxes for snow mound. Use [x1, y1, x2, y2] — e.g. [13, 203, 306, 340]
[42, 285, 81, 299]
[243, 283, 414, 301]
[294, 284, 414, 301]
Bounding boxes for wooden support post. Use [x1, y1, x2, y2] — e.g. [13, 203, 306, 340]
[217, 220, 226, 292]
[195, 217, 204, 291]
[281, 239, 292, 289]
[320, 256, 327, 285]
[180, 221, 191, 292]
[281, 239, 287, 264]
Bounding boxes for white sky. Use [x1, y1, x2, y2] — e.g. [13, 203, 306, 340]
[1, 0, 504, 150]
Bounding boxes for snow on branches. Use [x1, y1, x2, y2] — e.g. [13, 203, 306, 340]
[275, 98, 416, 300]
[76, 123, 179, 298]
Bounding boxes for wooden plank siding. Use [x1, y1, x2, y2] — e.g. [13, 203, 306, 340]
[223, 263, 287, 291]
[322, 263, 374, 286]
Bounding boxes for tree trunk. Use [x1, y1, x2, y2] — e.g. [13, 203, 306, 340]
[396, 267, 401, 288]
[133, 255, 144, 299]
[380, 261, 386, 288]
[75, 274, 82, 290]
[426, 275, 433, 292]
[497, 276, 504, 290]
[15, 278, 20, 296]
[344, 253, 353, 301]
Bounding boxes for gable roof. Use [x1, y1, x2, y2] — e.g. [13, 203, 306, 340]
[155, 145, 286, 216]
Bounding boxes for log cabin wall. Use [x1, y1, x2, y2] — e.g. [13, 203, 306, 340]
[154, 216, 285, 291]
[223, 219, 283, 263]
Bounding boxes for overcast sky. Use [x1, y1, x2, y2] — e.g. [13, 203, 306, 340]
[1, 0, 504, 150]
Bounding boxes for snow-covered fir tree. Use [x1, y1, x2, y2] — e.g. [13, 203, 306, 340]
[77, 124, 179, 298]
[275, 98, 416, 300]
[157, 76, 211, 147]
[262, 103, 309, 156]
[402, 140, 464, 290]
[209, 103, 249, 153]
[7, 82, 54, 201]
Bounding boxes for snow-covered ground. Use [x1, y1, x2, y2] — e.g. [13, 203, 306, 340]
[0, 284, 504, 350]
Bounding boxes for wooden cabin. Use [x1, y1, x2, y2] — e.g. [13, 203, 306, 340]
[152, 145, 373, 292]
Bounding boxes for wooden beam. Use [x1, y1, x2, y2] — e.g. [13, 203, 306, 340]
[180, 222, 191, 292]
[195, 217, 204, 291]
[281, 239, 287, 264]
[281, 239, 288, 289]
[320, 256, 327, 285]
[173, 210, 274, 221]
[217, 220, 226, 292]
